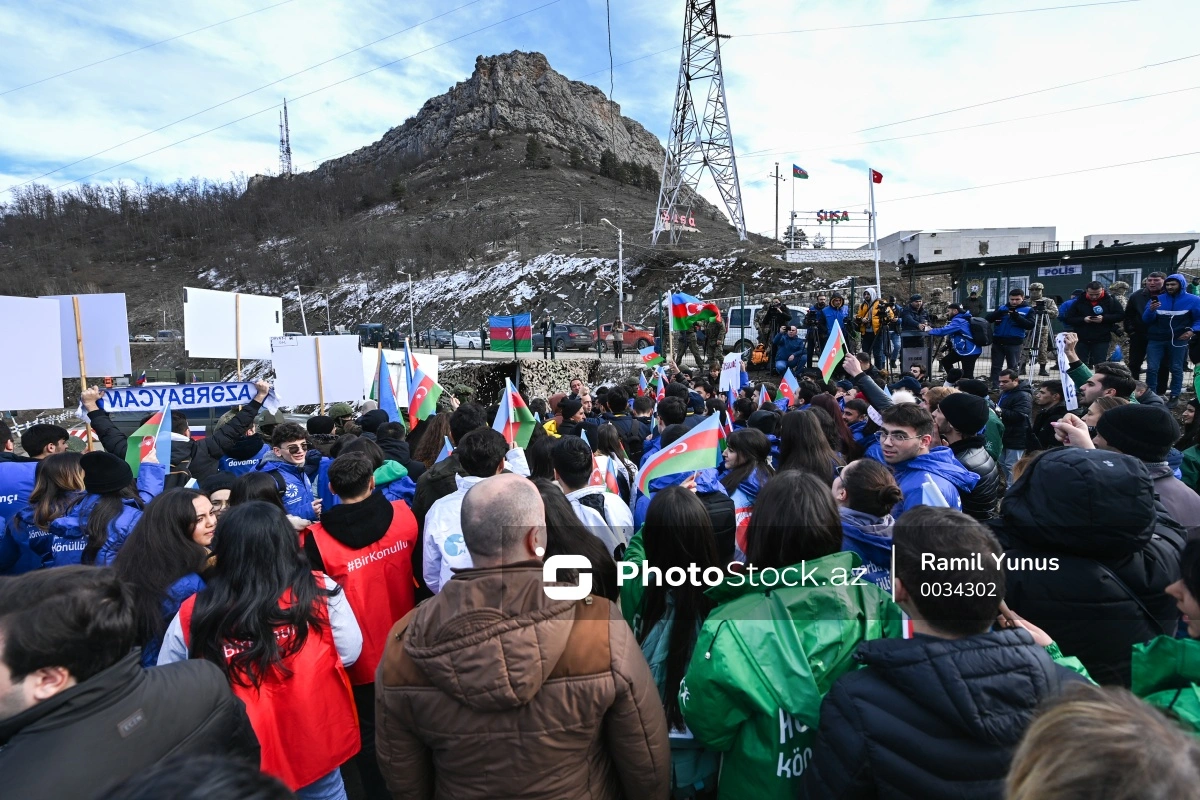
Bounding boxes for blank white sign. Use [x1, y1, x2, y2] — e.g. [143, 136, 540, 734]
[184, 288, 282, 360]
[271, 335, 363, 406]
[41, 294, 131, 378]
[0, 296, 65, 410]
[360, 348, 438, 406]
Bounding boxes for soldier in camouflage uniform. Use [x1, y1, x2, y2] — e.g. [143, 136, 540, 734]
[675, 323, 706, 369]
[704, 316, 726, 365]
[1107, 281, 1131, 361]
[924, 288, 950, 364]
[1025, 282, 1059, 376]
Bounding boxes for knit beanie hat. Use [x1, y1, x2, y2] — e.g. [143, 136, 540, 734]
[939, 393, 989, 436]
[956, 379, 990, 399]
[1095, 404, 1179, 463]
[306, 415, 336, 436]
[81, 451, 134, 494]
[559, 397, 583, 420]
[358, 409, 390, 434]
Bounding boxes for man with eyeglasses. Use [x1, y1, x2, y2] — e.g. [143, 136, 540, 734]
[255, 421, 321, 522]
[879, 404, 978, 518]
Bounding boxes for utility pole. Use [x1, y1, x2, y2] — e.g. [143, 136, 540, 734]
[398, 272, 415, 341]
[295, 284, 308, 335]
[601, 219, 624, 323]
[324, 294, 331, 332]
[768, 163, 786, 243]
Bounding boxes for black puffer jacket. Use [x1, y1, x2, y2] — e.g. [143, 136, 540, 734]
[1029, 402, 1067, 450]
[378, 436, 426, 480]
[949, 436, 1002, 520]
[990, 448, 1185, 686]
[0, 653, 259, 800]
[802, 629, 1084, 800]
[997, 382, 1033, 451]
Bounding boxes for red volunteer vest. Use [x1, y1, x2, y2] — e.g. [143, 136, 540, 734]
[306, 499, 418, 684]
[178, 575, 360, 790]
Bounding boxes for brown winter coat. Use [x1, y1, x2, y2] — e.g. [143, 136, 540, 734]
[375, 563, 671, 800]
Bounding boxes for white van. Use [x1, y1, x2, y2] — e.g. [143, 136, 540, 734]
[722, 304, 806, 357]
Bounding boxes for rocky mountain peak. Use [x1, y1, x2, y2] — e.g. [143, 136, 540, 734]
[323, 50, 666, 172]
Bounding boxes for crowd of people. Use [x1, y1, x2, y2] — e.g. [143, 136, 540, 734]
[3, 322, 1200, 799]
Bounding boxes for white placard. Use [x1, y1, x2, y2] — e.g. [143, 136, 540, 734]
[271, 336, 363, 406]
[1055, 333, 1080, 411]
[719, 352, 742, 395]
[41, 294, 131, 378]
[184, 288, 282, 360]
[0, 296, 65, 410]
[361, 348, 439, 405]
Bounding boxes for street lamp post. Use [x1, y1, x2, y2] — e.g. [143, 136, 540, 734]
[295, 284, 309, 336]
[600, 218, 624, 324]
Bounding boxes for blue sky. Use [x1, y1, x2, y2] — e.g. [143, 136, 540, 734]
[1, 0, 1197, 244]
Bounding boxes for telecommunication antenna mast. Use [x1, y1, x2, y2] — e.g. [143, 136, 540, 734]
[278, 98, 293, 178]
[652, 0, 746, 245]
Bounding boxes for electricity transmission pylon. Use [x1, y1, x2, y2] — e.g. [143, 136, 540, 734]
[278, 98, 293, 178]
[652, 0, 746, 245]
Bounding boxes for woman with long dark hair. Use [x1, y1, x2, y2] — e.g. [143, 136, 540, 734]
[0, 452, 83, 574]
[49, 450, 165, 566]
[411, 413, 452, 469]
[630, 486, 721, 798]
[719, 428, 774, 562]
[778, 409, 842, 485]
[809, 393, 861, 460]
[595, 423, 637, 503]
[158, 501, 362, 798]
[681, 472, 901, 800]
[532, 479, 618, 601]
[112, 488, 215, 666]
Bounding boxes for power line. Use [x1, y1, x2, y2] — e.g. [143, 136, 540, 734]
[4, 0, 490, 193]
[737, 83, 1200, 162]
[23, 0, 567, 194]
[858, 50, 1200, 132]
[0, 0, 300, 97]
[577, 0, 1143, 80]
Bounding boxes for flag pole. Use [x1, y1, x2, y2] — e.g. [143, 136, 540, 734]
[315, 337, 326, 415]
[72, 296, 94, 452]
[666, 290, 676, 367]
[375, 343, 383, 403]
[235, 293, 242, 381]
[869, 169, 881, 298]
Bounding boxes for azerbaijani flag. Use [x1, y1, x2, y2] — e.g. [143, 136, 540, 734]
[135, 370, 147, 386]
[793, 164, 808, 179]
[589, 454, 605, 487]
[377, 357, 402, 424]
[492, 377, 536, 448]
[639, 346, 664, 368]
[638, 372, 649, 397]
[488, 314, 533, 353]
[604, 456, 621, 494]
[125, 401, 173, 475]
[670, 292, 721, 331]
[435, 436, 453, 464]
[655, 367, 668, 402]
[817, 320, 847, 382]
[778, 368, 799, 409]
[407, 365, 443, 430]
[757, 383, 770, 408]
[637, 414, 723, 495]
[402, 339, 418, 398]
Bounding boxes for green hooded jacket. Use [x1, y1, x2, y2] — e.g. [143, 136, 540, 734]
[1132, 635, 1200, 735]
[1182, 446, 1200, 494]
[984, 408, 1005, 463]
[678, 551, 903, 800]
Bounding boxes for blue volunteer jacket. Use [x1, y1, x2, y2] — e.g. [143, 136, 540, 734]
[633, 469, 727, 530]
[0, 501, 71, 574]
[771, 332, 807, 365]
[891, 447, 978, 517]
[821, 305, 849, 337]
[0, 453, 39, 531]
[928, 313, 982, 357]
[217, 442, 271, 476]
[48, 462, 166, 566]
[141, 573, 206, 667]
[986, 302, 1035, 344]
[1142, 273, 1200, 342]
[848, 420, 869, 444]
[839, 507, 896, 591]
[256, 457, 318, 521]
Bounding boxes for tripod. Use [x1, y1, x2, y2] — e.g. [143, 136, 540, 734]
[1025, 308, 1050, 382]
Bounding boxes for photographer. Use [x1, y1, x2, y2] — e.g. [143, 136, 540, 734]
[762, 297, 792, 370]
[803, 295, 827, 369]
[856, 290, 894, 372]
[986, 288, 1035, 389]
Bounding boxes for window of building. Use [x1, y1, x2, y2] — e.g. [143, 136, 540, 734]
[1092, 269, 1142, 290]
[933, 249, 943, 255]
[986, 276, 1030, 309]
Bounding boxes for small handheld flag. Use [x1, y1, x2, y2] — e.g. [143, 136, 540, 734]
[670, 292, 722, 331]
[492, 377, 536, 448]
[638, 415, 723, 495]
[125, 402, 173, 475]
[756, 383, 770, 408]
[589, 454, 605, 487]
[135, 371, 147, 386]
[817, 320, 847, 382]
[639, 346, 664, 368]
[792, 164, 808, 179]
[604, 456, 621, 494]
[655, 367, 668, 402]
[638, 372, 650, 397]
[435, 436, 453, 464]
[920, 474, 950, 508]
[377, 358, 402, 424]
[407, 366, 444, 430]
[778, 368, 799, 409]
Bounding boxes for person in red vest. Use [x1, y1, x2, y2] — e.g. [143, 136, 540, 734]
[303, 452, 418, 800]
[158, 501, 363, 800]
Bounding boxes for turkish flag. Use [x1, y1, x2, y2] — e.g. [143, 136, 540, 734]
[871, 169, 883, 184]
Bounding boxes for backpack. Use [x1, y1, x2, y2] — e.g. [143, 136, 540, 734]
[611, 416, 649, 465]
[968, 316, 993, 347]
[750, 344, 769, 367]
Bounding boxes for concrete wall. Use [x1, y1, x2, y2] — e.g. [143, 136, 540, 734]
[785, 248, 879, 263]
[877, 227, 1056, 265]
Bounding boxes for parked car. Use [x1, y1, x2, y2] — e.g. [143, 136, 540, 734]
[419, 329, 452, 347]
[722, 304, 805, 358]
[453, 330, 482, 349]
[132, 334, 156, 343]
[594, 322, 655, 352]
[156, 329, 183, 342]
[531, 323, 595, 352]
